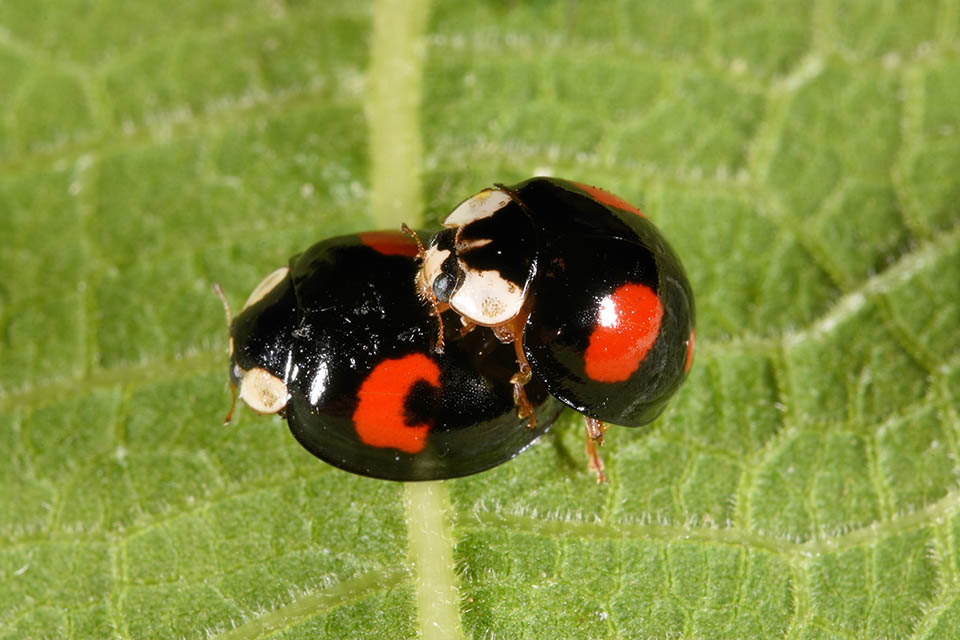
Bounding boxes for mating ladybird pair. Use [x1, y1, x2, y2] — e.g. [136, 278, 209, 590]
[220, 177, 695, 482]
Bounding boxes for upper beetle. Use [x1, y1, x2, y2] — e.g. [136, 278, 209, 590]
[414, 177, 695, 473]
[222, 230, 562, 481]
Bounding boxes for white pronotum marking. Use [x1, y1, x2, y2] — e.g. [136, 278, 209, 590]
[443, 188, 511, 227]
[439, 187, 528, 324]
[238, 367, 289, 414]
[242, 266, 289, 311]
[449, 268, 524, 325]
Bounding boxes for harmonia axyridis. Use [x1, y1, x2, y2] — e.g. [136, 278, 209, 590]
[414, 177, 695, 478]
[221, 231, 562, 481]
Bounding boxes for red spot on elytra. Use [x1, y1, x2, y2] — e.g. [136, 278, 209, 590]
[573, 182, 645, 217]
[584, 284, 663, 383]
[359, 231, 420, 257]
[685, 329, 695, 373]
[352, 353, 440, 454]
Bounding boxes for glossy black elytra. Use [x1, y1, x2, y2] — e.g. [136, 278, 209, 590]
[225, 230, 562, 481]
[413, 177, 696, 481]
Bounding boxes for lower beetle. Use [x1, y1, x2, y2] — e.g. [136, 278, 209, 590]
[220, 231, 562, 481]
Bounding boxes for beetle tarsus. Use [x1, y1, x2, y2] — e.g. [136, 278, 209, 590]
[431, 307, 446, 354]
[584, 417, 608, 483]
[511, 365, 536, 429]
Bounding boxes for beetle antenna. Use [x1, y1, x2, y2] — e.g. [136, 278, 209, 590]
[222, 385, 238, 426]
[400, 222, 425, 259]
[213, 283, 238, 425]
[213, 282, 233, 327]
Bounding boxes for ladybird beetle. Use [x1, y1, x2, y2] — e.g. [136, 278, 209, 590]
[413, 177, 695, 476]
[221, 231, 562, 481]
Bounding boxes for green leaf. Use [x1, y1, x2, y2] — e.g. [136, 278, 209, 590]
[1, 0, 959, 638]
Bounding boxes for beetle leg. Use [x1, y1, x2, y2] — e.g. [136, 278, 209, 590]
[459, 318, 477, 337]
[584, 417, 608, 483]
[585, 416, 607, 445]
[510, 362, 536, 429]
[429, 299, 446, 355]
[493, 311, 538, 428]
[509, 338, 536, 428]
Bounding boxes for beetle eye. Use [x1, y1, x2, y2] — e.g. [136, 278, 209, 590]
[433, 272, 458, 302]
